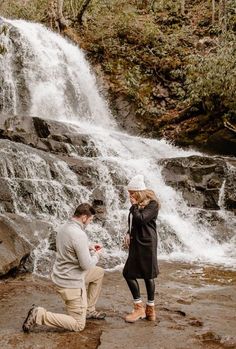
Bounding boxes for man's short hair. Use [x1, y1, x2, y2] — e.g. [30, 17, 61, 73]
[73, 203, 96, 217]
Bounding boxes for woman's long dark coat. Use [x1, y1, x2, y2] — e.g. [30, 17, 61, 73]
[123, 200, 159, 280]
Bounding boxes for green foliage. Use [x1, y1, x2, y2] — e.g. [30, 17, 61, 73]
[186, 33, 236, 113]
[227, 0, 236, 32]
[1, 0, 235, 129]
[63, 0, 84, 19]
[0, 0, 49, 22]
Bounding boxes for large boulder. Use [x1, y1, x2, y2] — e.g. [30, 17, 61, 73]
[0, 213, 57, 277]
[160, 155, 236, 211]
[0, 216, 31, 276]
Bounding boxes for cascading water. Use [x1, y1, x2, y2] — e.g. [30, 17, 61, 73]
[0, 18, 235, 275]
[0, 19, 114, 128]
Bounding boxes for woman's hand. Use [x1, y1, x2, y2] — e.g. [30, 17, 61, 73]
[123, 234, 130, 249]
[130, 197, 138, 205]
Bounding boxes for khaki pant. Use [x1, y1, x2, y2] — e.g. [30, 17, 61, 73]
[36, 266, 104, 332]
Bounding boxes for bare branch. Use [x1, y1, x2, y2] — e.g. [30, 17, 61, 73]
[212, 0, 215, 25]
[180, 0, 185, 15]
[77, 0, 92, 25]
[57, 0, 68, 30]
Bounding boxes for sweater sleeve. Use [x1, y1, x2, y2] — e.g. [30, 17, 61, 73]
[130, 201, 158, 224]
[73, 234, 99, 271]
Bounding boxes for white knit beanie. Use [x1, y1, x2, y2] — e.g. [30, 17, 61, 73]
[127, 174, 146, 191]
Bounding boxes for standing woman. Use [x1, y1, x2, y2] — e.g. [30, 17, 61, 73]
[123, 174, 160, 322]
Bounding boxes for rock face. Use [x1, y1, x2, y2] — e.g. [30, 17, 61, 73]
[0, 216, 31, 276]
[111, 94, 236, 156]
[0, 115, 128, 227]
[160, 156, 236, 211]
[0, 115, 128, 276]
[0, 212, 57, 276]
[0, 115, 98, 157]
[0, 114, 235, 277]
[206, 128, 236, 157]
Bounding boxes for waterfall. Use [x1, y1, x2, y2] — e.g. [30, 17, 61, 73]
[0, 19, 114, 128]
[218, 180, 226, 209]
[0, 19, 235, 274]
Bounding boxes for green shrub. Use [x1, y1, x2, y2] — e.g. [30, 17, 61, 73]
[186, 33, 236, 113]
[0, 0, 49, 22]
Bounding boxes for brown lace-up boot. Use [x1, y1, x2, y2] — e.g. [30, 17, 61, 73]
[146, 304, 156, 321]
[22, 304, 38, 333]
[125, 302, 146, 323]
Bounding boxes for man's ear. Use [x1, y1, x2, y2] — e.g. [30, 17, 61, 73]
[83, 214, 88, 221]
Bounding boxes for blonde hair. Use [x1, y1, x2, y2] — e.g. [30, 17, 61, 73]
[129, 189, 160, 209]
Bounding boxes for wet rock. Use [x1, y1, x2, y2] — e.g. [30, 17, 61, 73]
[0, 139, 81, 219]
[0, 262, 235, 349]
[176, 297, 193, 305]
[220, 336, 236, 348]
[195, 209, 235, 241]
[48, 230, 57, 252]
[0, 216, 31, 276]
[196, 328, 221, 342]
[168, 323, 185, 330]
[91, 188, 107, 222]
[188, 317, 203, 327]
[206, 128, 236, 156]
[111, 95, 141, 135]
[160, 155, 236, 211]
[0, 115, 99, 157]
[33, 117, 50, 138]
[162, 307, 186, 317]
[0, 213, 57, 276]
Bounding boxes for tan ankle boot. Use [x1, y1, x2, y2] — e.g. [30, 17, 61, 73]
[125, 302, 146, 323]
[146, 305, 156, 321]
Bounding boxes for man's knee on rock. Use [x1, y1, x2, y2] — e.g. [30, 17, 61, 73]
[74, 319, 86, 332]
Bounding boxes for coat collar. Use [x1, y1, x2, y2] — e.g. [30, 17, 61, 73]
[71, 217, 85, 230]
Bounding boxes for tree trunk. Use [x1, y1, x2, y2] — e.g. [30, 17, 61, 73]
[77, 0, 92, 25]
[212, 0, 215, 25]
[219, 0, 223, 26]
[180, 0, 185, 15]
[57, 0, 68, 30]
[219, 0, 227, 31]
[222, 0, 227, 32]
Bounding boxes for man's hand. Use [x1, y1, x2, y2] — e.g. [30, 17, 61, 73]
[89, 243, 102, 252]
[94, 244, 102, 251]
[95, 246, 103, 256]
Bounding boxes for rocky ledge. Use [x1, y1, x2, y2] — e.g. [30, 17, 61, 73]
[0, 262, 236, 349]
[160, 156, 236, 212]
[0, 115, 235, 277]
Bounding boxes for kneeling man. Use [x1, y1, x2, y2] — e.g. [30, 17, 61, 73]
[23, 203, 105, 332]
